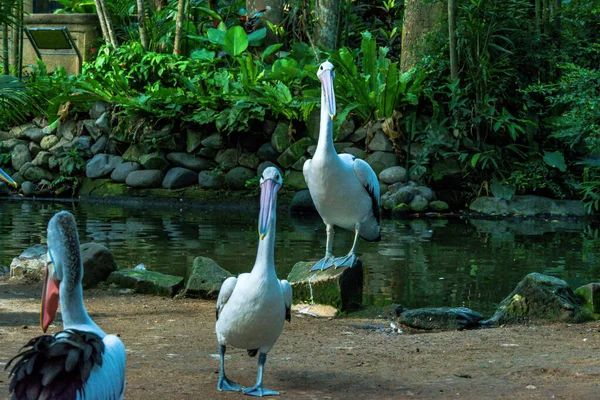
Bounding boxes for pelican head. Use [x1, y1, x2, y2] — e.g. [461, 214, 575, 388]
[41, 211, 82, 332]
[0, 167, 17, 188]
[317, 61, 336, 119]
[258, 167, 282, 240]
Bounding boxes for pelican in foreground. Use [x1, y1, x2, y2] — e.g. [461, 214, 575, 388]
[303, 61, 381, 271]
[0, 167, 18, 188]
[6, 211, 126, 400]
[216, 167, 292, 397]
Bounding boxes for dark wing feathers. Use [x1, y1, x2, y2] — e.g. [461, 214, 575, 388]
[286, 306, 291, 322]
[365, 183, 381, 224]
[6, 329, 105, 400]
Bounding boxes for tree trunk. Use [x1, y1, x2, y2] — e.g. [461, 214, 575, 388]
[173, 0, 186, 55]
[448, 0, 458, 81]
[93, 0, 110, 45]
[2, 21, 8, 75]
[137, 0, 148, 50]
[401, 0, 444, 72]
[102, 0, 119, 48]
[535, 0, 541, 38]
[313, 0, 340, 50]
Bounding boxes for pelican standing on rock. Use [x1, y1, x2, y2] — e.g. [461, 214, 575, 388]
[215, 167, 292, 397]
[0, 167, 18, 188]
[6, 211, 126, 400]
[303, 61, 381, 271]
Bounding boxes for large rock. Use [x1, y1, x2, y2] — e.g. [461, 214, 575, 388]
[64, 136, 93, 157]
[8, 122, 36, 140]
[95, 112, 111, 134]
[365, 151, 399, 176]
[485, 273, 587, 325]
[162, 167, 197, 189]
[469, 195, 587, 217]
[107, 269, 183, 297]
[198, 170, 225, 189]
[201, 133, 224, 149]
[110, 162, 141, 183]
[379, 166, 407, 185]
[575, 283, 600, 315]
[289, 190, 316, 212]
[126, 170, 165, 188]
[139, 152, 169, 170]
[183, 257, 233, 299]
[9, 244, 48, 280]
[22, 165, 54, 182]
[40, 134, 59, 150]
[225, 167, 254, 190]
[408, 195, 428, 212]
[11, 144, 31, 171]
[1, 138, 28, 152]
[89, 100, 110, 120]
[397, 307, 484, 330]
[287, 260, 363, 312]
[238, 153, 260, 169]
[368, 131, 393, 152]
[91, 134, 108, 155]
[23, 126, 46, 143]
[83, 119, 102, 140]
[277, 137, 312, 169]
[167, 152, 213, 172]
[215, 148, 239, 171]
[86, 154, 123, 178]
[271, 121, 290, 153]
[257, 142, 279, 162]
[28, 142, 42, 158]
[81, 243, 118, 288]
[48, 138, 71, 155]
[349, 126, 367, 142]
[286, 171, 308, 190]
[58, 120, 77, 141]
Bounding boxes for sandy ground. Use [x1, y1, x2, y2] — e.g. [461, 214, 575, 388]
[1, 278, 599, 400]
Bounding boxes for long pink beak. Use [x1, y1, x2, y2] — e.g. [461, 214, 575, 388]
[258, 179, 280, 239]
[41, 266, 60, 332]
[321, 69, 336, 119]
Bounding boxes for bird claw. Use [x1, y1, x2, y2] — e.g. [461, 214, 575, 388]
[311, 256, 335, 271]
[218, 375, 242, 392]
[333, 254, 357, 268]
[243, 385, 279, 397]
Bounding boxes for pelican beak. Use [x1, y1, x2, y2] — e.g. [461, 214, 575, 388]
[321, 69, 336, 120]
[258, 178, 280, 240]
[41, 254, 60, 333]
[0, 167, 17, 188]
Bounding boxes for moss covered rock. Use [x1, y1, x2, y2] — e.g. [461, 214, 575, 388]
[108, 269, 184, 297]
[575, 283, 600, 318]
[287, 260, 363, 312]
[184, 257, 233, 299]
[485, 273, 587, 325]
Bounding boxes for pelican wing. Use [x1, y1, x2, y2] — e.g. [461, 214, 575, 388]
[340, 154, 381, 223]
[302, 158, 312, 185]
[6, 329, 106, 400]
[280, 280, 292, 322]
[216, 277, 238, 321]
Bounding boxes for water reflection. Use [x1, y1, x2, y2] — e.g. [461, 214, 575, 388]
[1, 200, 598, 315]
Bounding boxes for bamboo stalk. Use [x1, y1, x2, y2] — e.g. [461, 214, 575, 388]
[173, 0, 186, 55]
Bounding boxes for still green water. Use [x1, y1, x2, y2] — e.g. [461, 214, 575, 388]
[1, 200, 598, 316]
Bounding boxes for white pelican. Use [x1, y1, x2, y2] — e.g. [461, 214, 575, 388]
[303, 61, 381, 271]
[6, 211, 126, 400]
[215, 166, 292, 397]
[0, 167, 18, 188]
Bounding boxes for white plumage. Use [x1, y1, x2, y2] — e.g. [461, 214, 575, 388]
[303, 61, 381, 271]
[215, 167, 292, 397]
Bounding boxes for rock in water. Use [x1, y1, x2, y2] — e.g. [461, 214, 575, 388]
[397, 307, 484, 330]
[183, 257, 233, 299]
[287, 260, 363, 312]
[9, 244, 48, 280]
[80, 243, 118, 288]
[108, 269, 184, 297]
[485, 272, 586, 325]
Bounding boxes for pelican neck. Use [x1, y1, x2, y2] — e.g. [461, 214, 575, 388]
[316, 86, 336, 158]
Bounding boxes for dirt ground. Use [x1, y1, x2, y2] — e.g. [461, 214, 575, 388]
[1, 278, 599, 400]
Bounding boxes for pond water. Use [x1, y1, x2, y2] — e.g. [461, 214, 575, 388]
[1, 199, 599, 316]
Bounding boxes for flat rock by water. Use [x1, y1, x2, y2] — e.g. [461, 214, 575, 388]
[9, 244, 48, 280]
[183, 257, 233, 299]
[86, 154, 123, 178]
[81, 242, 118, 288]
[287, 260, 363, 312]
[108, 269, 184, 297]
[162, 167, 198, 189]
[397, 307, 484, 330]
[126, 170, 165, 188]
[111, 161, 141, 182]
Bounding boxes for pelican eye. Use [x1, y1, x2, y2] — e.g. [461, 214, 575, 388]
[275, 174, 280, 180]
[320, 66, 323, 70]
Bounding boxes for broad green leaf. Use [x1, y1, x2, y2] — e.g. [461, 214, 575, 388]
[490, 180, 516, 201]
[261, 43, 282, 60]
[190, 49, 215, 61]
[196, 6, 222, 21]
[247, 28, 267, 46]
[471, 153, 482, 168]
[543, 151, 567, 172]
[223, 26, 248, 56]
[207, 28, 226, 45]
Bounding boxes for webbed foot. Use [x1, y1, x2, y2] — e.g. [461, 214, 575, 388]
[311, 255, 335, 271]
[243, 385, 279, 397]
[333, 253, 357, 268]
[218, 375, 242, 392]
